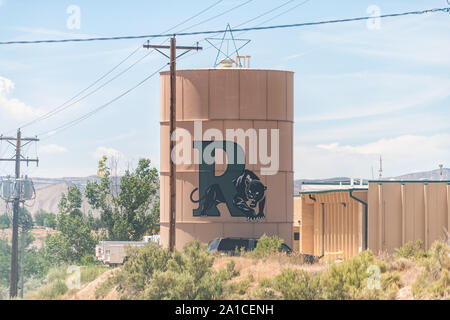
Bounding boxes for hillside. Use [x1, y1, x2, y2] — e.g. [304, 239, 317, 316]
[0, 180, 100, 217]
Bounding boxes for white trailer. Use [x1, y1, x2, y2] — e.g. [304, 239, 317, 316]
[95, 235, 160, 265]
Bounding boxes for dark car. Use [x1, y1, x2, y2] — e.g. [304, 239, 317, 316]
[207, 237, 292, 255]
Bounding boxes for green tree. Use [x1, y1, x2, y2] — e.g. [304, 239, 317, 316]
[44, 185, 97, 264]
[34, 210, 57, 229]
[86, 157, 160, 241]
[0, 239, 11, 287]
[0, 214, 10, 229]
[19, 207, 33, 231]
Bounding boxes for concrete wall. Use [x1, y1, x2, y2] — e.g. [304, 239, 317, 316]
[160, 69, 294, 250]
[368, 181, 450, 253]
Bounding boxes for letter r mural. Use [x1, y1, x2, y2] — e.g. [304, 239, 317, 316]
[190, 141, 267, 221]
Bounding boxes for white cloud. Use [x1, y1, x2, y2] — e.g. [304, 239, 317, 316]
[0, 76, 44, 121]
[92, 146, 123, 160]
[295, 134, 450, 179]
[39, 144, 68, 154]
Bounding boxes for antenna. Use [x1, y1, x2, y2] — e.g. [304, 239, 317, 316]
[378, 156, 383, 179]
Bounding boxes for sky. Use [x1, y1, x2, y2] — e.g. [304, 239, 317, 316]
[0, 0, 449, 179]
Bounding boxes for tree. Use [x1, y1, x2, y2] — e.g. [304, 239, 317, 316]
[86, 157, 160, 241]
[0, 214, 10, 229]
[19, 207, 33, 231]
[34, 210, 57, 229]
[44, 185, 97, 264]
[0, 239, 11, 287]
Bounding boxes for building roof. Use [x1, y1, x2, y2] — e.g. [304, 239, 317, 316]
[299, 182, 368, 195]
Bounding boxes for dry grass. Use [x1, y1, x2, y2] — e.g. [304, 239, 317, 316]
[0, 226, 58, 246]
[68, 268, 119, 300]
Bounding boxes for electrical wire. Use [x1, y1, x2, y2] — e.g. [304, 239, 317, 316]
[0, 7, 447, 45]
[178, 0, 312, 63]
[246, 0, 311, 30]
[26, 50, 154, 126]
[38, 63, 168, 139]
[177, 0, 254, 32]
[13, 46, 143, 133]
[6, 0, 226, 135]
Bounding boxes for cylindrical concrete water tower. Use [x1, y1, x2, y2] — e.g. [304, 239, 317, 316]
[159, 68, 294, 249]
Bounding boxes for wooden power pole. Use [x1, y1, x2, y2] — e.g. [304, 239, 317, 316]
[143, 37, 202, 252]
[0, 129, 39, 298]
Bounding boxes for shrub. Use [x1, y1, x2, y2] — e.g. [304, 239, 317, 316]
[249, 235, 283, 258]
[81, 254, 96, 266]
[252, 278, 277, 299]
[413, 241, 449, 299]
[80, 265, 107, 284]
[114, 241, 238, 300]
[120, 242, 171, 295]
[320, 250, 387, 300]
[46, 265, 68, 283]
[272, 269, 322, 300]
[28, 280, 68, 299]
[394, 240, 426, 260]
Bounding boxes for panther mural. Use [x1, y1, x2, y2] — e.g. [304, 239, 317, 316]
[190, 141, 267, 221]
[190, 169, 267, 221]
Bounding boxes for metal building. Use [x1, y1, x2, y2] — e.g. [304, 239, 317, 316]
[295, 180, 450, 259]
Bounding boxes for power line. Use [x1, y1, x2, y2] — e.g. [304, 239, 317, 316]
[169, 0, 225, 32]
[248, 0, 311, 29]
[38, 63, 168, 139]
[9, 46, 142, 133]
[7, 0, 235, 133]
[234, 0, 300, 28]
[24, 50, 154, 127]
[0, 7, 448, 45]
[178, 0, 312, 63]
[177, 0, 254, 32]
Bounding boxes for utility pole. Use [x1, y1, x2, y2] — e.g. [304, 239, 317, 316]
[143, 37, 202, 252]
[0, 129, 39, 298]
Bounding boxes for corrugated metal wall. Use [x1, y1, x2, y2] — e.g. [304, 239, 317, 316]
[368, 182, 450, 253]
[295, 191, 366, 260]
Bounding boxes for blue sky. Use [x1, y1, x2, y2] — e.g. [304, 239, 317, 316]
[0, 0, 449, 179]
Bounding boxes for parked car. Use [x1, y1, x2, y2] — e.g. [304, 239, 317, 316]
[207, 237, 292, 255]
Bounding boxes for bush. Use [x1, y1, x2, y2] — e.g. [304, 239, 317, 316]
[81, 254, 96, 266]
[80, 265, 107, 284]
[0, 214, 10, 229]
[320, 250, 387, 300]
[394, 240, 426, 260]
[120, 242, 171, 295]
[413, 241, 449, 299]
[249, 235, 283, 258]
[112, 241, 239, 300]
[272, 269, 322, 300]
[36, 280, 68, 299]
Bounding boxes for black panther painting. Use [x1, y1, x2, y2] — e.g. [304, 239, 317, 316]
[190, 169, 267, 221]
